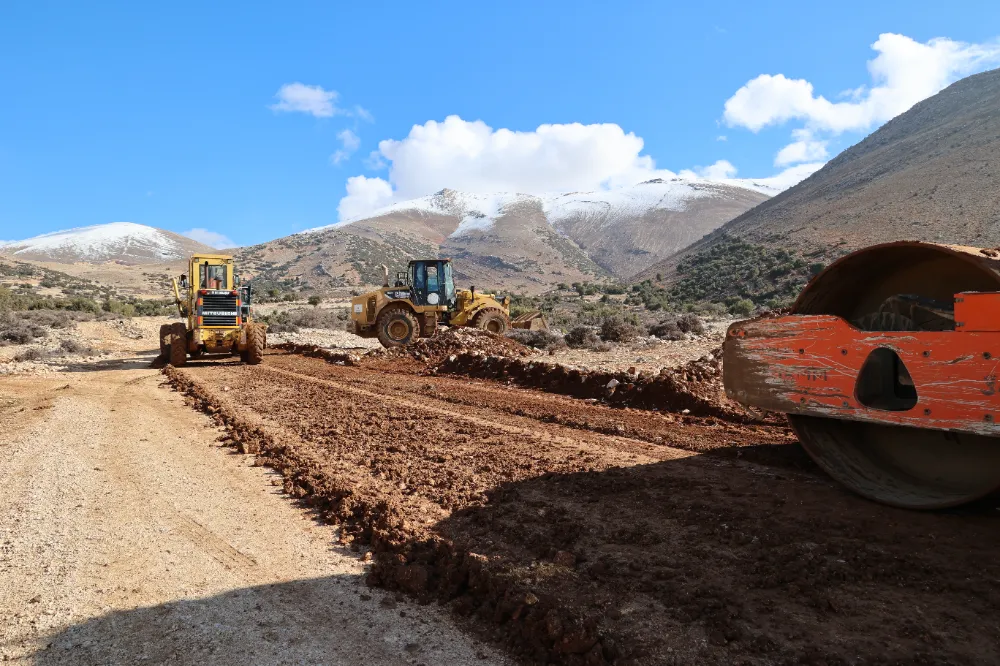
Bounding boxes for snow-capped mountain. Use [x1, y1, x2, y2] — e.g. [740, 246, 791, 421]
[0, 222, 218, 264]
[239, 179, 769, 294]
[310, 177, 772, 238]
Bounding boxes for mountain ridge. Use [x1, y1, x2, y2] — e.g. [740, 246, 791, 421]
[639, 67, 1000, 284]
[237, 179, 770, 294]
[0, 222, 218, 265]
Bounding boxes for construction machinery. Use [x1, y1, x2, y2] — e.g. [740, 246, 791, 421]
[161, 253, 266, 366]
[724, 241, 1000, 509]
[350, 258, 547, 347]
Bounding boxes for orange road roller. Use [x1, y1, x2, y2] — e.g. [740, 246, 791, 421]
[724, 241, 1000, 509]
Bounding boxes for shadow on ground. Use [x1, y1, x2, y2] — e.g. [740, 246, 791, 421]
[33, 573, 496, 666]
[374, 451, 1000, 665]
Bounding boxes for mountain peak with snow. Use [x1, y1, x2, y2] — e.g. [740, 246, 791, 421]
[0, 222, 219, 264]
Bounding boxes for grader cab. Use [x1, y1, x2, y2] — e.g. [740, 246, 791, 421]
[161, 254, 266, 366]
[350, 258, 547, 347]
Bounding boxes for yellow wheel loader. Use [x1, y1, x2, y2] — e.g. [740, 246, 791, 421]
[161, 254, 266, 366]
[350, 259, 547, 348]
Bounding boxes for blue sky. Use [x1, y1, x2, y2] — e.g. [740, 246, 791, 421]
[2, 1, 999, 247]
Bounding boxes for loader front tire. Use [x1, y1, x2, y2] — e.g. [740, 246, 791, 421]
[377, 307, 419, 347]
[245, 324, 266, 365]
[159, 324, 171, 358]
[169, 323, 187, 367]
[471, 308, 510, 335]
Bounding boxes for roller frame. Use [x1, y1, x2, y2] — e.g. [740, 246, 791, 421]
[724, 302, 1000, 437]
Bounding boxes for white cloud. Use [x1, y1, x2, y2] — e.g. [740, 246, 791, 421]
[363, 150, 387, 170]
[716, 135, 727, 141]
[679, 160, 737, 180]
[774, 129, 829, 166]
[747, 162, 826, 191]
[723, 33, 1000, 164]
[181, 228, 235, 249]
[353, 105, 375, 123]
[271, 83, 341, 117]
[338, 175, 395, 220]
[336, 116, 816, 220]
[331, 129, 361, 165]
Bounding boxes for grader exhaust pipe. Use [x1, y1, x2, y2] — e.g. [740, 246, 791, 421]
[724, 241, 1000, 509]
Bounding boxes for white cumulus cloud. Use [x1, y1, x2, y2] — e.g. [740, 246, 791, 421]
[181, 228, 235, 249]
[338, 176, 395, 221]
[774, 129, 829, 166]
[331, 129, 361, 165]
[723, 33, 1000, 165]
[336, 116, 814, 220]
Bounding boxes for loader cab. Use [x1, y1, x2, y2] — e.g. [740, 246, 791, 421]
[408, 259, 456, 308]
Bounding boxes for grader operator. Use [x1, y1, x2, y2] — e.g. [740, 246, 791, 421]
[160, 254, 266, 366]
[350, 258, 546, 347]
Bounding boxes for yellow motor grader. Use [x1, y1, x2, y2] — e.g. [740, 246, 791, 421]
[161, 254, 266, 366]
[350, 258, 547, 347]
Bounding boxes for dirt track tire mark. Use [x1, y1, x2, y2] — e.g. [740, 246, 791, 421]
[168, 514, 260, 571]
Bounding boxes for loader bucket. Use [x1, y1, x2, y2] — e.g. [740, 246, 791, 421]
[512, 311, 549, 331]
[785, 241, 1000, 508]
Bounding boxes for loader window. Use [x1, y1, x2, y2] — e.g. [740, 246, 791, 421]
[426, 264, 439, 292]
[443, 262, 456, 305]
[200, 264, 228, 289]
[412, 263, 426, 292]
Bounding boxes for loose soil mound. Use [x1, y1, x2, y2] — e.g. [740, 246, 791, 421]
[386, 328, 533, 364]
[271, 342, 363, 366]
[436, 347, 749, 421]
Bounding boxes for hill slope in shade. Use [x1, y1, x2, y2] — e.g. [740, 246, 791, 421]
[0, 222, 218, 264]
[240, 180, 769, 294]
[640, 67, 1000, 284]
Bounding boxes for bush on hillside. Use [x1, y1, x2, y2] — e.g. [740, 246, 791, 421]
[647, 313, 705, 340]
[599, 315, 641, 343]
[506, 328, 567, 351]
[565, 325, 601, 349]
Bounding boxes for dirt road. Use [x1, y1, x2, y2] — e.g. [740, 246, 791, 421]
[169, 349, 1000, 665]
[0, 355, 508, 665]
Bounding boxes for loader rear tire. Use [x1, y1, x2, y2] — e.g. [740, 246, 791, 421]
[245, 324, 265, 365]
[472, 308, 510, 335]
[159, 324, 171, 358]
[377, 307, 419, 347]
[169, 323, 187, 367]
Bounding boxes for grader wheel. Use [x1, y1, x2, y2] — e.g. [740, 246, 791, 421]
[472, 308, 510, 335]
[168, 322, 187, 367]
[244, 324, 266, 365]
[377, 307, 419, 347]
[159, 324, 171, 358]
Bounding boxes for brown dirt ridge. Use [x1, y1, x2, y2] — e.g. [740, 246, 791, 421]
[164, 346, 1000, 666]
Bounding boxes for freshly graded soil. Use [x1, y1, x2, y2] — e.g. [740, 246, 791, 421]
[166, 348, 1000, 665]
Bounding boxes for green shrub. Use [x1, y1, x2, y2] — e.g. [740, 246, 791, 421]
[565, 325, 600, 349]
[506, 329, 566, 350]
[731, 299, 755, 316]
[647, 313, 705, 340]
[599, 315, 641, 343]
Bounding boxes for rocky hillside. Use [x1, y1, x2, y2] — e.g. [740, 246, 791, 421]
[238, 180, 769, 294]
[0, 222, 217, 265]
[641, 67, 1000, 286]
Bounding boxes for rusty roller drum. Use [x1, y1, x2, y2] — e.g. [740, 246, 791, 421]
[727, 241, 1000, 509]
